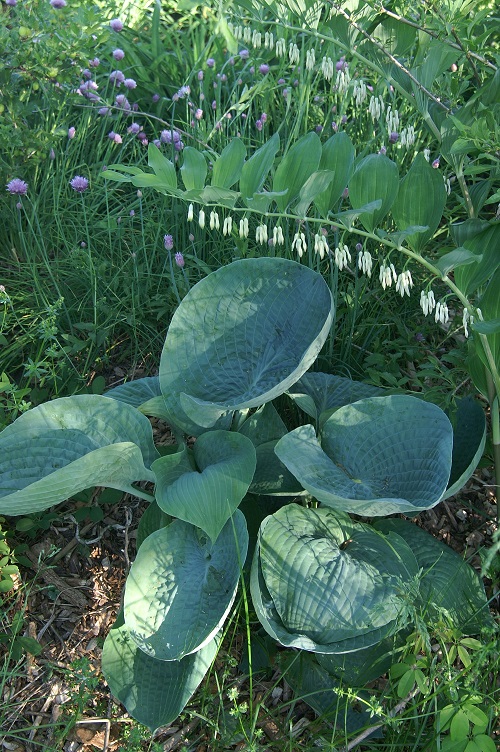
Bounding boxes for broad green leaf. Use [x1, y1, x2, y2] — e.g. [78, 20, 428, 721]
[316, 632, 408, 685]
[180, 147, 207, 191]
[198, 185, 239, 207]
[102, 611, 218, 733]
[237, 402, 287, 447]
[391, 153, 447, 252]
[211, 138, 246, 189]
[348, 154, 399, 232]
[472, 319, 500, 335]
[373, 519, 494, 634]
[152, 430, 256, 543]
[0, 396, 158, 516]
[101, 169, 134, 183]
[455, 223, 500, 295]
[136, 502, 172, 550]
[251, 506, 417, 653]
[272, 132, 322, 212]
[471, 269, 500, 382]
[372, 17, 415, 55]
[287, 372, 383, 422]
[159, 258, 334, 435]
[294, 170, 335, 217]
[314, 132, 355, 217]
[245, 189, 287, 214]
[240, 133, 279, 201]
[105, 376, 161, 407]
[249, 440, 305, 496]
[444, 397, 486, 499]
[124, 512, 248, 660]
[435, 248, 481, 277]
[148, 143, 177, 188]
[275, 396, 453, 516]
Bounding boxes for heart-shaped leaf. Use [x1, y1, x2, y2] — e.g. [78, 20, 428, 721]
[124, 511, 248, 660]
[275, 396, 453, 516]
[159, 258, 334, 434]
[0, 396, 158, 516]
[287, 372, 384, 421]
[152, 431, 256, 542]
[102, 611, 218, 733]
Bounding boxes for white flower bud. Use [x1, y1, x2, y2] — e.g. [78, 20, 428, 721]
[187, 203, 194, 221]
[223, 216, 233, 236]
[198, 208, 205, 228]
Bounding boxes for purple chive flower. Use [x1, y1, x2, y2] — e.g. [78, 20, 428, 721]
[277, 78, 285, 85]
[260, 112, 267, 123]
[415, 332, 425, 342]
[389, 131, 399, 144]
[379, 145, 387, 155]
[255, 119, 263, 131]
[212, 100, 217, 110]
[197, 70, 204, 81]
[98, 107, 110, 115]
[109, 70, 125, 85]
[249, 66, 255, 74]
[69, 175, 89, 193]
[239, 49, 249, 60]
[124, 78, 137, 89]
[206, 58, 215, 68]
[127, 122, 141, 134]
[175, 252, 185, 268]
[68, 126, 76, 139]
[129, 210, 135, 217]
[110, 18, 124, 31]
[152, 93, 160, 102]
[89, 57, 100, 67]
[355, 242, 363, 252]
[432, 158, 440, 168]
[331, 121, 338, 131]
[50, 0, 67, 8]
[163, 234, 174, 251]
[82, 69, 92, 79]
[6, 0, 17, 6]
[115, 94, 130, 109]
[49, 148, 56, 160]
[6, 179, 28, 195]
[113, 48, 125, 60]
[315, 125, 323, 133]
[259, 64, 270, 75]
[194, 108, 203, 120]
[153, 139, 161, 147]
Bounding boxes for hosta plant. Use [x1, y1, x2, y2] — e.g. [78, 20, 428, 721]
[0, 258, 492, 733]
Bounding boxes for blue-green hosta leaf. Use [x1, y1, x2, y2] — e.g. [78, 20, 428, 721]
[152, 431, 256, 543]
[249, 440, 306, 496]
[444, 397, 486, 499]
[238, 403, 288, 447]
[136, 502, 172, 550]
[373, 519, 494, 634]
[275, 396, 453, 516]
[0, 396, 158, 516]
[317, 632, 409, 686]
[159, 258, 334, 435]
[102, 611, 218, 733]
[124, 512, 248, 660]
[105, 376, 161, 407]
[287, 372, 384, 421]
[251, 507, 417, 653]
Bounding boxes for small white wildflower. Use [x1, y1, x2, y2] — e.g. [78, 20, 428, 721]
[321, 56, 334, 81]
[209, 210, 220, 230]
[306, 49, 316, 72]
[275, 38, 286, 57]
[334, 244, 351, 270]
[264, 31, 274, 49]
[198, 208, 205, 229]
[423, 148, 431, 161]
[256, 223, 268, 244]
[420, 289, 436, 315]
[435, 301, 449, 325]
[368, 95, 384, 121]
[223, 216, 233, 236]
[444, 175, 451, 195]
[379, 262, 395, 289]
[289, 42, 300, 65]
[272, 225, 284, 245]
[400, 125, 415, 148]
[314, 232, 329, 260]
[239, 217, 249, 238]
[336, 66, 350, 95]
[357, 250, 373, 277]
[353, 79, 367, 107]
[252, 30, 262, 48]
[462, 308, 474, 338]
[187, 203, 194, 222]
[385, 106, 400, 134]
[395, 270, 414, 297]
[243, 26, 252, 43]
[292, 231, 307, 258]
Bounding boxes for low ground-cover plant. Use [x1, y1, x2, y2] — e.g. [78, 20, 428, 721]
[0, 257, 494, 741]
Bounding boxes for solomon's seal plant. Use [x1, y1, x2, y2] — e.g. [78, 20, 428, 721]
[0, 258, 493, 733]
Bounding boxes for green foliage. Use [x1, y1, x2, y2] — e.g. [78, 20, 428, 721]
[0, 258, 493, 736]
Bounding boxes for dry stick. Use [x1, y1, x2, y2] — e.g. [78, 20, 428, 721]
[341, 687, 421, 752]
[331, 3, 450, 112]
[160, 718, 201, 751]
[379, 5, 497, 70]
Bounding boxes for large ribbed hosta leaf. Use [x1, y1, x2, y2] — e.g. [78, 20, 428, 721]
[251, 506, 418, 653]
[102, 611, 217, 733]
[275, 395, 453, 516]
[152, 430, 256, 543]
[0, 396, 158, 516]
[287, 372, 384, 421]
[444, 396, 486, 499]
[105, 376, 161, 407]
[373, 519, 494, 634]
[159, 258, 334, 434]
[124, 511, 248, 660]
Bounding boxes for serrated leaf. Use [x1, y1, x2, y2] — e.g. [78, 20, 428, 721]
[159, 258, 334, 435]
[102, 611, 218, 733]
[275, 396, 453, 516]
[0, 396, 158, 516]
[152, 431, 256, 543]
[124, 512, 248, 660]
